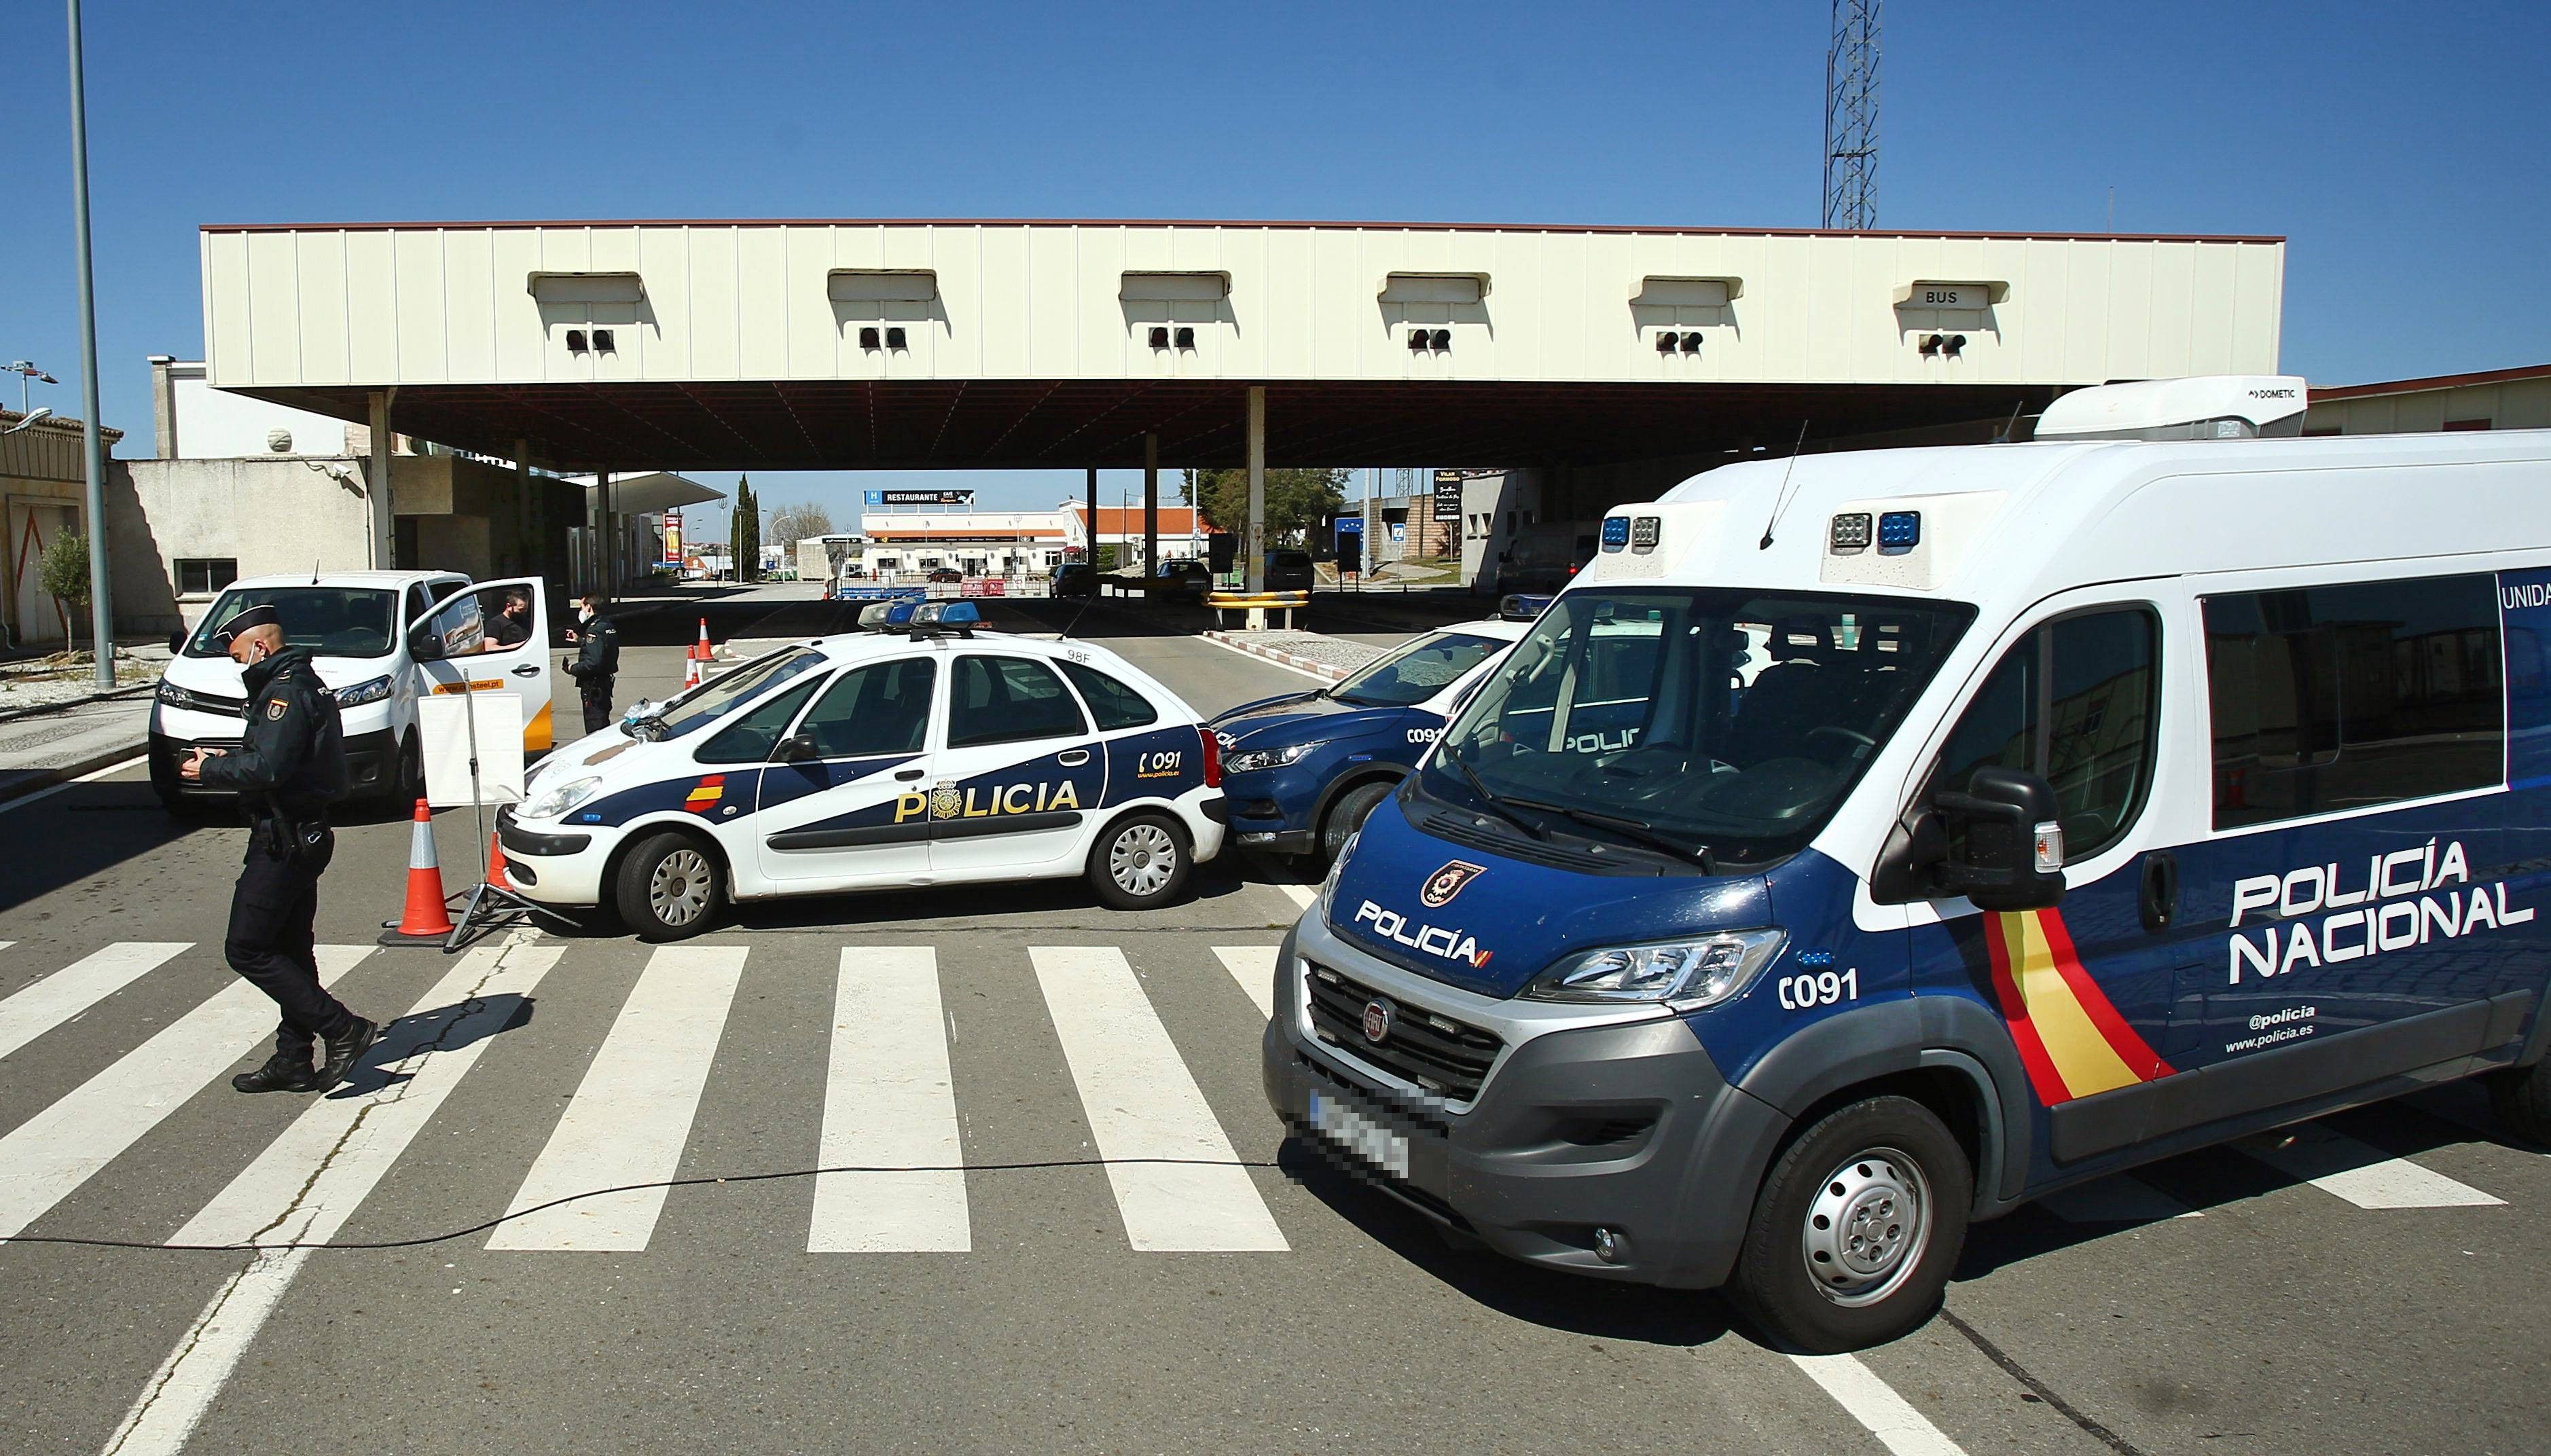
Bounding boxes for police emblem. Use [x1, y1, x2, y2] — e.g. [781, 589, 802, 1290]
[1419, 859, 1486, 909]
[266, 699, 287, 721]
[930, 782, 963, 820]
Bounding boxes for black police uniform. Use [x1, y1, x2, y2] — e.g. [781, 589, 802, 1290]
[564, 611, 621, 733]
[197, 634, 376, 1092]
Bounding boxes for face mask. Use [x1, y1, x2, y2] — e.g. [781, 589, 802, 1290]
[580, 609, 595, 623]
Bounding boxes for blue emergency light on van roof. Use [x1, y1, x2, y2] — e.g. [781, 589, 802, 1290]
[909, 600, 981, 630]
[1600, 516, 1631, 550]
[1877, 511, 1922, 549]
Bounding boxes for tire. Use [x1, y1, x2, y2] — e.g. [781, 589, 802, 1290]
[1318, 780, 1394, 865]
[375, 732, 426, 816]
[1729, 1095, 1971, 1353]
[613, 831, 724, 941]
[2487, 1061, 2551, 1145]
[1087, 812, 1191, 911]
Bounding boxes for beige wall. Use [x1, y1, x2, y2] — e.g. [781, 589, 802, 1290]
[202, 223, 2285, 393]
[2304, 376, 2551, 435]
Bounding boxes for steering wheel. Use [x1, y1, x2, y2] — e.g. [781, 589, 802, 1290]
[1807, 725, 1878, 751]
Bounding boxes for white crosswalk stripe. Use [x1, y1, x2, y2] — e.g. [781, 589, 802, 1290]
[0, 941, 190, 1064]
[1211, 945, 1278, 1021]
[0, 945, 371, 1240]
[2243, 1123, 2507, 1209]
[488, 943, 746, 1251]
[1029, 945, 1288, 1252]
[811, 947, 969, 1252]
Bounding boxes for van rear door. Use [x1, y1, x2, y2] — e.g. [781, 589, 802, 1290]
[412, 577, 559, 754]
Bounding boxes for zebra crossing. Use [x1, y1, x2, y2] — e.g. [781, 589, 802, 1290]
[0, 937, 2538, 1264]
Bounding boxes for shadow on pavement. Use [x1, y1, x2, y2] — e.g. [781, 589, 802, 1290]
[326, 990, 536, 1099]
[0, 776, 198, 916]
[642, 855, 1265, 935]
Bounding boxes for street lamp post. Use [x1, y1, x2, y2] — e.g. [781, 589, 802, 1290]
[65, 0, 115, 688]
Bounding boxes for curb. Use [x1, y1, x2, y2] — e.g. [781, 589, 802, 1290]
[0, 738, 149, 807]
[1200, 631, 1351, 682]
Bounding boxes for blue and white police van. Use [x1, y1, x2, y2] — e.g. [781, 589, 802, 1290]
[1212, 616, 1532, 863]
[493, 602, 1227, 939]
[1263, 376, 2551, 1351]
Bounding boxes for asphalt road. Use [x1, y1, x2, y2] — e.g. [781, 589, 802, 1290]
[1, 604, 2546, 1455]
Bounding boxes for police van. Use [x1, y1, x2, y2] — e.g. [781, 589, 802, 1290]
[1263, 377, 2551, 1351]
[1213, 616, 1532, 863]
[493, 603, 1227, 939]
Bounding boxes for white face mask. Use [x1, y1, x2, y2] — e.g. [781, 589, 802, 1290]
[579, 608, 595, 623]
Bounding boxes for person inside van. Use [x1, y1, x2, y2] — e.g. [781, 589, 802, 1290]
[1724, 615, 1854, 765]
[480, 590, 532, 651]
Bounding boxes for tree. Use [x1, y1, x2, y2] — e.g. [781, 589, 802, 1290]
[38, 531, 91, 653]
[730, 476, 760, 583]
[1189, 467, 1348, 546]
[765, 500, 834, 559]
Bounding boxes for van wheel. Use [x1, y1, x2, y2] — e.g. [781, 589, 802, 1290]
[1729, 1095, 1970, 1353]
[1088, 812, 1190, 910]
[2486, 1061, 2551, 1144]
[377, 732, 426, 814]
[1319, 781, 1393, 865]
[613, 832, 723, 941]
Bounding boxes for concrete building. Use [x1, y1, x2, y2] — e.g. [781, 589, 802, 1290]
[3, 409, 124, 649]
[2303, 363, 2551, 436]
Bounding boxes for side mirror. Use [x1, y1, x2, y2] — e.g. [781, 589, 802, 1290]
[772, 733, 818, 763]
[1932, 765, 2065, 910]
[406, 621, 448, 663]
[167, 629, 187, 653]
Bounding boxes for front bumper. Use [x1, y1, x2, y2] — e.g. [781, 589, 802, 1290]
[1261, 909, 1786, 1290]
[1220, 765, 1319, 852]
[149, 725, 399, 798]
[497, 806, 617, 906]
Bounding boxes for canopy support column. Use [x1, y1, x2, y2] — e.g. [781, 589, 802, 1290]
[1142, 432, 1159, 580]
[1245, 386, 1266, 594]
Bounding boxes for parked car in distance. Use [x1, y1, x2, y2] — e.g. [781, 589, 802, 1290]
[1154, 560, 1213, 601]
[926, 568, 965, 584]
[1053, 563, 1097, 599]
[1263, 550, 1316, 591]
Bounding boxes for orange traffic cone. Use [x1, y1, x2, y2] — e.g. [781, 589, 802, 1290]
[683, 652, 704, 689]
[694, 617, 712, 659]
[485, 829, 513, 892]
[380, 799, 456, 945]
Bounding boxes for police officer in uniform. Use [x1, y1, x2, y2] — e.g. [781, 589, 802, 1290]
[181, 604, 380, 1094]
[562, 593, 621, 733]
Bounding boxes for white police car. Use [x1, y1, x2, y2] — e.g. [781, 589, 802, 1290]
[499, 602, 1226, 939]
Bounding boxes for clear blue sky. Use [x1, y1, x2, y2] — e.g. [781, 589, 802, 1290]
[5, 0, 2544, 541]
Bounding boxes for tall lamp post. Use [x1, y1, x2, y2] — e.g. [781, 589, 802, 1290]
[65, 0, 114, 688]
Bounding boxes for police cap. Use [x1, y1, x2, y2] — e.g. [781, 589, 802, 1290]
[210, 603, 281, 648]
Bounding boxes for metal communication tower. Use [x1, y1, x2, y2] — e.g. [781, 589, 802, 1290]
[1822, 0, 1880, 230]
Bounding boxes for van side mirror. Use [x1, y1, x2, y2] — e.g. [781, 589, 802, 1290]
[1932, 765, 2066, 910]
[772, 733, 818, 763]
[167, 629, 187, 653]
[406, 621, 448, 663]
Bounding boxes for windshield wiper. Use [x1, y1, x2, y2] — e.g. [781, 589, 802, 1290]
[1447, 753, 1547, 840]
[1499, 795, 1714, 869]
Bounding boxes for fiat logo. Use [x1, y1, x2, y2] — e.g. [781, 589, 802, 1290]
[1362, 997, 1395, 1044]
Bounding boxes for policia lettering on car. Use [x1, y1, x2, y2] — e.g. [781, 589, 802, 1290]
[897, 777, 1084, 824]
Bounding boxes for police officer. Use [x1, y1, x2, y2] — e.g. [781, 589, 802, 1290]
[180, 604, 379, 1094]
[562, 593, 621, 733]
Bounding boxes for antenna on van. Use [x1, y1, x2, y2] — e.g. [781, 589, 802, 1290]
[1756, 419, 1812, 550]
[1993, 399, 2025, 444]
[312, 559, 320, 585]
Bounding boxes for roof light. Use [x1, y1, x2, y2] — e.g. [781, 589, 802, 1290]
[1877, 511, 1921, 550]
[1600, 516, 1631, 551]
[1829, 513, 1872, 553]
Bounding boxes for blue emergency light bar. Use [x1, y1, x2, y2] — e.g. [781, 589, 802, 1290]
[1498, 593, 1555, 621]
[1877, 511, 1923, 550]
[905, 600, 981, 636]
[1600, 516, 1631, 550]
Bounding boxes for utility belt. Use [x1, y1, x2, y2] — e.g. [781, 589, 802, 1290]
[252, 807, 336, 869]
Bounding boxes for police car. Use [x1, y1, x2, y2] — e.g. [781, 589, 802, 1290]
[1264, 377, 2551, 1352]
[497, 602, 1226, 939]
[1210, 615, 1531, 863]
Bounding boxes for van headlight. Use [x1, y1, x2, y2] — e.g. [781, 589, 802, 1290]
[331, 674, 394, 708]
[1226, 740, 1319, 775]
[524, 776, 604, 821]
[1522, 929, 1787, 1010]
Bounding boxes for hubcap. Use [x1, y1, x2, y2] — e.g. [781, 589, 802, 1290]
[1798, 1145, 1931, 1307]
[648, 848, 713, 926]
[1109, 823, 1177, 896]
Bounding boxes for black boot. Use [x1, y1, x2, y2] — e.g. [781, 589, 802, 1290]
[309, 1017, 380, 1093]
[232, 1051, 315, 1094]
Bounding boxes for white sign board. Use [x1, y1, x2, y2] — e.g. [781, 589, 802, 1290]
[420, 695, 526, 807]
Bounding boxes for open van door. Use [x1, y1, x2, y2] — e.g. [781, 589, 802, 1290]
[410, 578, 559, 755]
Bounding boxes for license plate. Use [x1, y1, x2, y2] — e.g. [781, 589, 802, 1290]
[1307, 1089, 1409, 1180]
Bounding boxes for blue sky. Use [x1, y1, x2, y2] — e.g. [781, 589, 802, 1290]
[4, 0, 2544, 539]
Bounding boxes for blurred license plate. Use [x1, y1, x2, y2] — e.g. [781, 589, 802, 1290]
[1307, 1089, 1409, 1179]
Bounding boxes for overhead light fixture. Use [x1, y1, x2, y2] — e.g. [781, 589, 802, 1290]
[1918, 334, 1941, 357]
[1679, 331, 1703, 354]
[591, 329, 615, 352]
[1150, 326, 1172, 349]
[1943, 334, 1967, 357]
[564, 329, 587, 354]
[1407, 328, 1428, 352]
[858, 326, 881, 350]
[885, 327, 907, 349]
[1655, 332, 1678, 354]
[1430, 329, 1451, 351]
[1173, 326, 1195, 349]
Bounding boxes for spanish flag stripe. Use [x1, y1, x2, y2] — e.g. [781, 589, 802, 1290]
[2006, 911, 2143, 1099]
[1983, 912, 2074, 1106]
[2033, 908, 2174, 1079]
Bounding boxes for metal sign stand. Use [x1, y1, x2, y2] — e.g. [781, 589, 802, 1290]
[443, 656, 575, 950]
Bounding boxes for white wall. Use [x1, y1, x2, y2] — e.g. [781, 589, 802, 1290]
[168, 367, 355, 458]
[118, 457, 376, 627]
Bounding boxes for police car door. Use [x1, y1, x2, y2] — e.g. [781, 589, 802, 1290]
[412, 578, 559, 755]
[928, 653, 1106, 873]
[752, 655, 940, 888]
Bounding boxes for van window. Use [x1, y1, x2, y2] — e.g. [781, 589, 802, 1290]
[949, 657, 1089, 747]
[695, 677, 824, 765]
[1933, 608, 2159, 862]
[2204, 574, 2503, 829]
[796, 659, 936, 757]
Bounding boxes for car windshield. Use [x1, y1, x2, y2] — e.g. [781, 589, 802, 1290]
[649, 647, 828, 738]
[183, 587, 398, 659]
[1332, 630, 1505, 708]
[1418, 587, 1974, 866]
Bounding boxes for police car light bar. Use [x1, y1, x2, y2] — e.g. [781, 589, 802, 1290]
[1498, 593, 1555, 621]
[906, 600, 981, 637]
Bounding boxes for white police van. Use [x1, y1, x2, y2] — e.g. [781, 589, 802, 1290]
[495, 602, 1227, 939]
[1265, 377, 2551, 1351]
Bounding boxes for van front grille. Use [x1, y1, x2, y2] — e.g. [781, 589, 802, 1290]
[1303, 960, 1501, 1103]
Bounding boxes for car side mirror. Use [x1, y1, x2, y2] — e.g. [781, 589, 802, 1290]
[1932, 765, 2065, 910]
[772, 733, 819, 763]
[406, 621, 448, 663]
[167, 629, 187, 653]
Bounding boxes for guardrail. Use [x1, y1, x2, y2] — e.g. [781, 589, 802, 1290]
[1204, 590, 1310, 629]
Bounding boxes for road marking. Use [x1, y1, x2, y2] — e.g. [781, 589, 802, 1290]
[1788, 1353, 1971, 1456]
[1272, 881, 1316, 910]
[488, 943, 746, 1250]
[2038, 1175, 2201, 1224]
[1028, 946, 1288, 1252]
[105, 939, 556, 1456]
[0, 946, 371, 1240]
[1211, 945, 1278, 1021]
[810, 948, 969, 1252]
[0, 942, 191, 1064]
[2243, 1123, 2506, 1208]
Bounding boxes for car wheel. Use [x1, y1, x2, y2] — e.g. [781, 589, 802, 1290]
[613, 831, 723, 942]
[386, 731, 427, 812]
[1728, 1094, 1971, 1353]
[1087, 812, 1191, 910]
[2487, 1060, 2551, 1144]
[1319, 781, 1393, 865]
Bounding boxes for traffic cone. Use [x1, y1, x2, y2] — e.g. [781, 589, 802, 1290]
[380, 799, 456, 945]
[694, 617, 712, 660]
[683, 652, 704, 689]
[485, 829, 513, 892]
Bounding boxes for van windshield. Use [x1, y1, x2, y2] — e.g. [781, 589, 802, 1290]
[650, 648, 827, 738]
[1418, 587, 1974, 866]
[183, 587, 398, 659]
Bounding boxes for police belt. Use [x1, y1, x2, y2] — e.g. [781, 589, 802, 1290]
[251, 805, 331, 860]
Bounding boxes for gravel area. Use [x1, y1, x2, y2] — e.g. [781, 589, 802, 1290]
[1221, 629, 1386, 672]
[0, 646, 168, 713]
